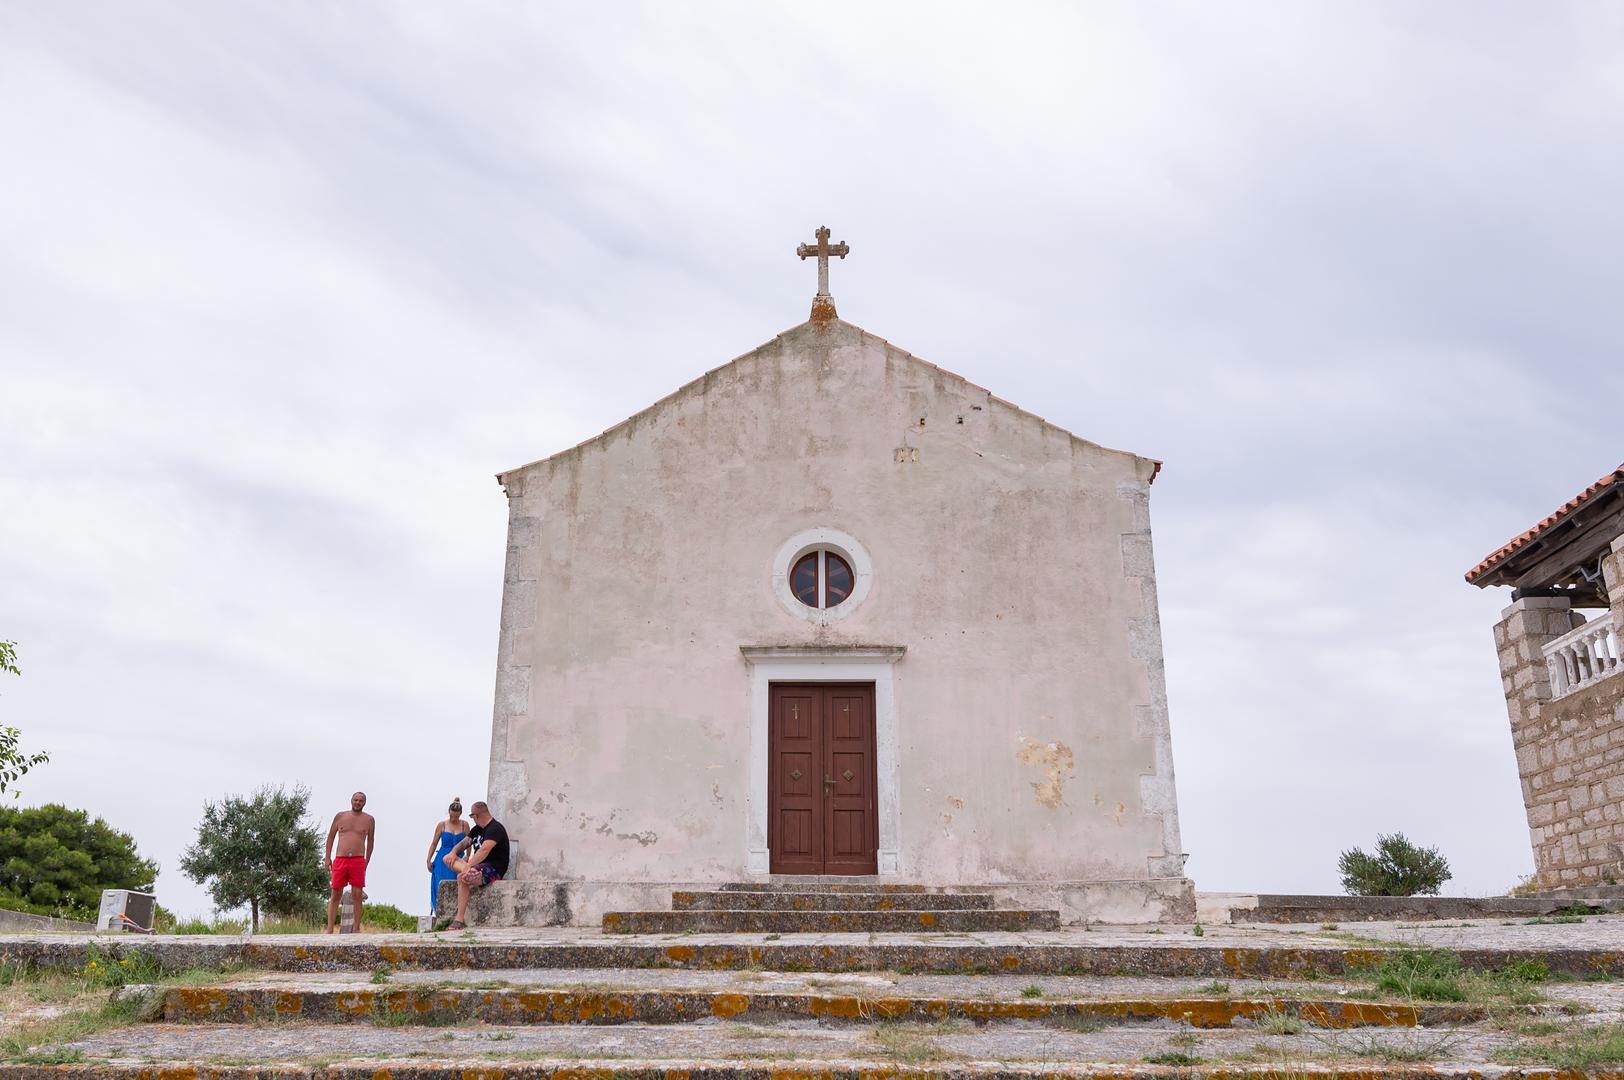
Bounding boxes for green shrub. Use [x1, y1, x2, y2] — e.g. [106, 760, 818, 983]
[362, 903, 418, 933]
[0, 804, 156, 914]
[1338, 833, 1452, 896]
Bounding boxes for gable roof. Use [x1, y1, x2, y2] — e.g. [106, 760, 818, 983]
[497, 317, 1161, 484]
[1465, 462, 1624, 597]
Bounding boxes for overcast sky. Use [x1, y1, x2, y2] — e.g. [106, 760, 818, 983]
[3, 3, 1622, 920]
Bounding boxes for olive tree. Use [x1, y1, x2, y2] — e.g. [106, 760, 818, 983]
[179, 785, 328, 931]
[1339, 832, 1453, 896]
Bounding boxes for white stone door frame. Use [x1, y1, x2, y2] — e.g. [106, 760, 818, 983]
[740, 646, 905, 876]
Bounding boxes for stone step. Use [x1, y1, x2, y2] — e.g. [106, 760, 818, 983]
[155, 982, 1490, 1029]
[602, 908, 1060, 933]
[9, 932, 1624, 979]
[16, 1020, 1574, 1078]
[719, 880, 948, 893]
[672, 889, 995, 911]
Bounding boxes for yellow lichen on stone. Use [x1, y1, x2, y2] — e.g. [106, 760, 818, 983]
[710, 993, 751, 1018]
[335, 990, 374, 1015]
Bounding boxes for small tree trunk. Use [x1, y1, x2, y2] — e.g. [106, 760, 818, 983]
[251, 898, 259, 934]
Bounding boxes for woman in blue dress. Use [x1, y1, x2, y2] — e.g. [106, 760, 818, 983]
[425, 797, 469, 916]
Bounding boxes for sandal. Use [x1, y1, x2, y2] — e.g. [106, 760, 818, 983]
[447, 920, 465, 930]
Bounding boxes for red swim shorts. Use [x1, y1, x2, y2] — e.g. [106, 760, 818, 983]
[330, 856, 366, 891]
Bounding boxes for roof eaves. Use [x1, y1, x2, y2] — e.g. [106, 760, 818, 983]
[1464, 463, 1624, 585]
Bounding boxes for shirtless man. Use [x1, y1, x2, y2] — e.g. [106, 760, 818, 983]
[324, 791, 375, 934]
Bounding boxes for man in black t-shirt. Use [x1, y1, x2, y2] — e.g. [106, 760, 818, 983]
[442, 800, 510, 929]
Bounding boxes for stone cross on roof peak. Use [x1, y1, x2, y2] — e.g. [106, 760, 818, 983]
[796, 225, 849, 322]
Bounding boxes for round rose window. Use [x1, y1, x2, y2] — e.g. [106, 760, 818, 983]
[790, 549, 854, 609]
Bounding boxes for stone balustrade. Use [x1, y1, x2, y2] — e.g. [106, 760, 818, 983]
[1543, 610, 1620, 699]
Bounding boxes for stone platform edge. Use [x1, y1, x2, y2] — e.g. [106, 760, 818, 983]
[439, 877, 1196, 927]
[1198, 892, 1624, 925]
[0, 907, 93, 933]
[6, 935, 1624, 978]
[0, 1063, 1617, 1080]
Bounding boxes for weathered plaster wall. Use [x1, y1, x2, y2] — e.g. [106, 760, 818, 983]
[485, 319, 1187, 920]
[1495, 559, 1624, 889]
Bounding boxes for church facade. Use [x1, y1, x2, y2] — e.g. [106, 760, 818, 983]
[483, 240, 1192, 925]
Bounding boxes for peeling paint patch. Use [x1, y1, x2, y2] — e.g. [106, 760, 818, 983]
[589, 814, 659, 846]
[1016, 736, 1075, 808]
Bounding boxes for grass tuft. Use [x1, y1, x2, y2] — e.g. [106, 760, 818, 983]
[1368, 948, 1466, 1002]
[866, 1021, 963, 1063]
[1144, 1051, 1202, 1065]
[1496, 1022, 1624, 1069]
[1257, 1007, 1304, 1035]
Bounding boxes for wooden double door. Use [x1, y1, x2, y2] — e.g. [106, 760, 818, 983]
[768, 683, 878, 875]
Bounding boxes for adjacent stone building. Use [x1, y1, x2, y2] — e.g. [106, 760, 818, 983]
[478, 234, 1193, 925]
[1468, 464, 1624, 889]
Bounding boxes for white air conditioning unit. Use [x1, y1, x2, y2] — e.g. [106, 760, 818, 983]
[97, 889, 156, 933]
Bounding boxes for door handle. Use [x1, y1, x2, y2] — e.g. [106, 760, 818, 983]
[823, 776, 837, 787]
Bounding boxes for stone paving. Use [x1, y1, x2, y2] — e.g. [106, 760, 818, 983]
[39, 1017, 1536, 1068]
[10, 913, 1624, 952]
[7, 914, 1624, 978]
[184, 965, 1624, 1016]
[4, 916, 1624, 1078]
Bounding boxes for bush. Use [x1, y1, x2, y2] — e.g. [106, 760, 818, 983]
[0, 804, 157, 914]
[363, 903, 418, 933]
[1339, 832, 1452, 896]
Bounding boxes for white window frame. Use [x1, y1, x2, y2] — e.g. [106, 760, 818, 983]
[772, 527, 873, 626]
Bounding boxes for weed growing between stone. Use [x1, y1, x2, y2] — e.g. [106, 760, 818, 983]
[1256, 1006, 1305, 1035]
[0, 946, 255, 1063]
[1314, 1028, 1463, 1062]
[1144, 1050, 1202, 1065]
[0, 989, 145, 1063]
[866, 1020, 964, 1063]
[1053, 1013, 1104, 1033]
[370, 996, 460, 1027]
[1494, 1021, 1624, 1069]
[1367, 948, 1468, 1001]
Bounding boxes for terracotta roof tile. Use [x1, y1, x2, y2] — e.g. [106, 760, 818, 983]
[1465, 463, 1624, 585]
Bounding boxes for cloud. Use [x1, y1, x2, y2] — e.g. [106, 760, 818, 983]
[2, 2, 1619, 912]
